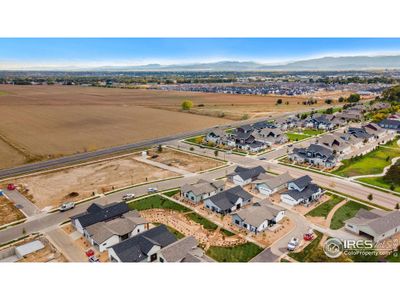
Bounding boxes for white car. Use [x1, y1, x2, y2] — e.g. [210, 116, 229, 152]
[287, 237, 299, 251]
[122, 193, 135, 201]
[147, 187, 158, 193]
[59, 202, 75, 212]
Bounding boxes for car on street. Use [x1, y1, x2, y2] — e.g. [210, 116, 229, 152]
[287, 237, 299, 251]
[122, 193, 135, 201]
[59, 202, 75, 212]
[259, 157, 266, 160]
[7, 183, 16, 191]
[147, 187, 158, 193]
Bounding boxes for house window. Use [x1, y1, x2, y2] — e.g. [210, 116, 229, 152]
[150, 253, 157, 262]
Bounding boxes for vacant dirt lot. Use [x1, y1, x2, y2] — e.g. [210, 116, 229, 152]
[0, 196, 26, 226]
[14, 154, 178, 210]
[146, 147, 225, 172]
[0, 138, 26, 169]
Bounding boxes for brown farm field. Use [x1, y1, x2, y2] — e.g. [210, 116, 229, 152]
[0, 84, 349, 169]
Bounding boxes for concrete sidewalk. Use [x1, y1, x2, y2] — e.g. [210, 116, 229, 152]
[4, 190, 40, 217]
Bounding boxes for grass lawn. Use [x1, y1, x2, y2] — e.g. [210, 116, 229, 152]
[185, 136, 204, 144]
[186, 212, 218, 231]
[306, 194, 345, 218]
[302, 129, 324, 136]
[286, 132, 310, 142]
[162, 189, 180, 197]
[332, 139, 400, 177]
[288, 231, 350, 262]
[206, 242, 263, 262]
[330, 201, 371, 230]
[153, 223, 185, 240]
[128, 195, 190, 212]
[357, 176, 400, 193]
[220, 228, 235, 236]
[385, 251, 400, 262]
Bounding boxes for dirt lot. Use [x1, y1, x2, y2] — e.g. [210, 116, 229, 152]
[146, 147, 225, 172]
[14, 154, 178, 210]
[0, 84, 355, 169]
[0, 196, 25, 226]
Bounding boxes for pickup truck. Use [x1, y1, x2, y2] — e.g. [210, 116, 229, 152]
[287, 237, 299, 251]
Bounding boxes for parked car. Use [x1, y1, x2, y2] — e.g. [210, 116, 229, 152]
[287, 237, 299, 251]
[303, 229, 314, 241]
[88, 256, 99, 262]
[147, 187, 158, 193]
[7, 184, 16, 191]
[122, 193, 135, 201]
[85, 249, 95, 257]
[259, 157, 266, 160]
[59, 202, 75, 212]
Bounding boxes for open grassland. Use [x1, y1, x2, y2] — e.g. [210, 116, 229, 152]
[330, 201, 371, 230]
[0, 196, 25, 226]
[14, 155, 178, 210]
[332, 139, 400, 177]
[357, 176, 400, 193]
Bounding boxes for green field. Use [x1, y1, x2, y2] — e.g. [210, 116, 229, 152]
[330, 201, 371, 230]
[220, 228, 235, 236]
[162, 189, 181, 197]
[357, 176, 400, 193]
[186, 212, 218, 231]
[206, 242, 263, 262]
[332, 139, 400, 177]
[128, 195, 190, 212]
[306, 195, 345, 218]
[286, 132, 310, 142]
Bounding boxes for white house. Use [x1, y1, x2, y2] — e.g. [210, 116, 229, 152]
[280, 175, 323, 206]
[228, 166, 267, 186]
[204, 186, 253, 215]
[254, 172, 293, 196]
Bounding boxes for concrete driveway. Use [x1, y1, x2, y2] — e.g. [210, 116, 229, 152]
[4, 190, 40, 217]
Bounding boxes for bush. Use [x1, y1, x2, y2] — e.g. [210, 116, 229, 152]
[181, 100, 193, 110]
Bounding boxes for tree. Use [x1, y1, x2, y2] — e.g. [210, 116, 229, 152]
[241, 114, 249, 120]
[396, 203, 400, 210]
[325, 99, 333, 104]
[338, 96, 345, 103]
[367, 194, 373, 201]
[214, 150, 219, 157]
[181, 100, 193, 110]
[157, 144, 163, 153]
[347, 93, 361, 103]
[276, 99, 283, 105]
[382, 85, 400, 102]
[189, 147, 194, 151]
[390, 184, 395, 191]
[325, 107, 334, 114]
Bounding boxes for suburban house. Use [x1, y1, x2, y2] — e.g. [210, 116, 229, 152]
[363, 123, 387, 138]
[336, 111, 362, 122]
[71, 202, 130, 235]
[204, 185, 253, 215]
[370, 102, 391, 110]
[228, 165, 267, 186]
[85, 211, 149, 252]
[379, 118, 400, 132]
[317, 134, 352, 156]
[253, 172, 294, 196]
[280, 175, 323, 206]
[257, 128, 288, 145]
[231, 201, 285, 233]
[205, 128, 228, 144]
[157, 236, 207, 262]
[108, 225, 177, 262]
[289, 144, 337, 168]
[181, 179, 224, 204]
[345, 209, 400, 243]
[348, 127, 375, 143]
[231, 131, 267, 152]
[308, 114, 336, 130]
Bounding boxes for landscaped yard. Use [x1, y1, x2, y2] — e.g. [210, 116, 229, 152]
[357, 176, 400, 193]
[306, 194, 345, 218]
[332, 138, 400, 177]
[286, 132, 310, 142]
[330, 201, 371, 230]
[186, 212, 218, 231]
[128, 195, 190, 212]
[206, 242, 263, 262]
[162, 189, 181, 197]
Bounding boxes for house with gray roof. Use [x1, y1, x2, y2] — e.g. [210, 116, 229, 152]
[228, 165, 267, 186]
[289, 144, 337, 168]
[204, 185, 253, 215]
[85, 210, 149, 252]
[317, 134, 352, 157]
[157, 236, 207, 262]
[181, 179, 224, 204]
[108, 225, 177, 262]
[253, 172, 294, 196]
[231, 201, 285, 233]
[205, 128, 228, 144]
[280, 175, 323, 206]
[71, 202, 130, 235]
[345, 209, 400, 242]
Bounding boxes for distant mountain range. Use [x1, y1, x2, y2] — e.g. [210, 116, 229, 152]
[4, 55, 400, 71]
[83, 55, 400, 71]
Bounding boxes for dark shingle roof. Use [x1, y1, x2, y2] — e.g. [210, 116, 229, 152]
[111, 225, 177, 262]
[71, 202, 129, 228]
[207, 186, 253, 211]
[290, 175, 312, 190]
[232, 166, 266, 181]
[307, 144, 333, 157]
[286, 183, 320, 201]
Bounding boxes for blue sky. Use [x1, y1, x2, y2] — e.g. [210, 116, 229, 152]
[1, 38, 400, 68]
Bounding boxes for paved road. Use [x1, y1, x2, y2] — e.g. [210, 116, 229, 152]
[3, 190, 40, 217]
[0, 165, 235, 245]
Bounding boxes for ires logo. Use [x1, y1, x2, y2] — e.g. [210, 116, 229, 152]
[324, 238, 377, 259]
